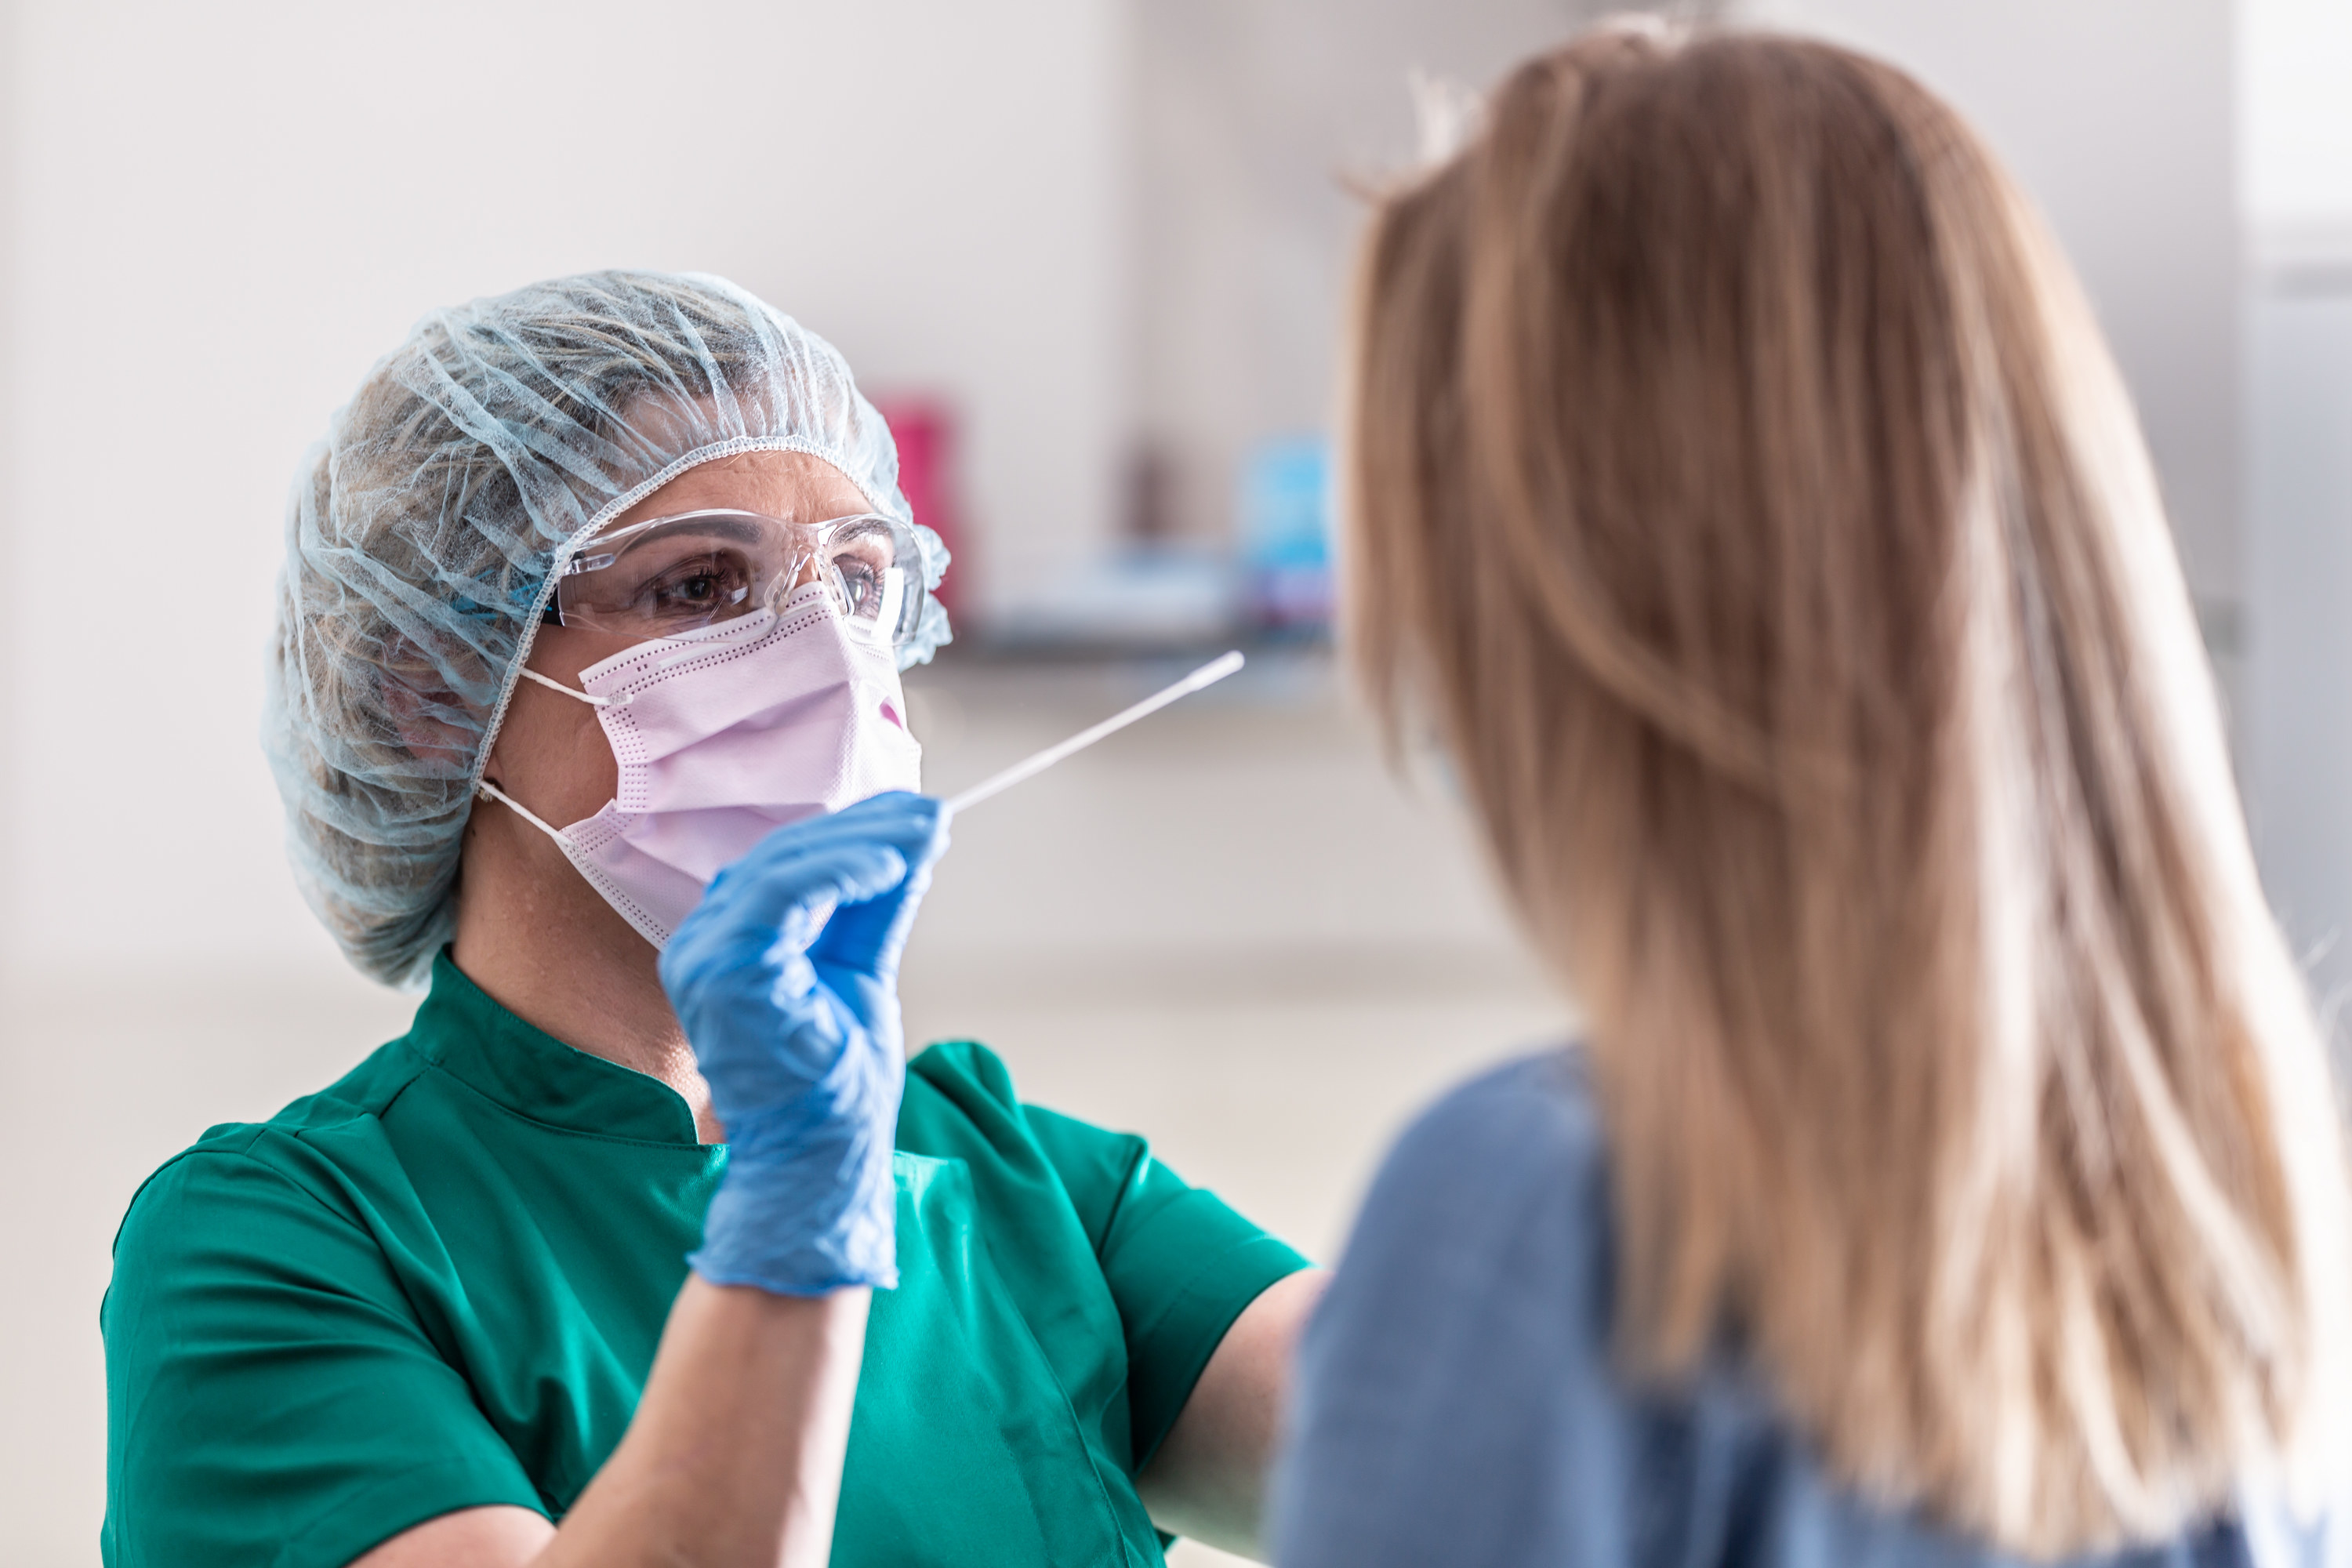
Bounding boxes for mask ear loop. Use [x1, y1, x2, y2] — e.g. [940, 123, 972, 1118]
[515, 665, 633, 707]
[474, 779, 571, 846]
[474, 666, 633, 846]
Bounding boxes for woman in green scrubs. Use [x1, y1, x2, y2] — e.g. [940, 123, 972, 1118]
[101, 272, 1320, 1566]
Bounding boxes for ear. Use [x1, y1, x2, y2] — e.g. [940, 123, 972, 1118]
[377, 645, 482, 777]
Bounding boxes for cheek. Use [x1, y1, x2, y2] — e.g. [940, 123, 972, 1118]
[488, 684, 620, 822]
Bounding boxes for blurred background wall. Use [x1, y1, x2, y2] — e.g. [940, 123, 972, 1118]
[2243, 0, 2352, 1007]
[2, 1, 2346, 1562]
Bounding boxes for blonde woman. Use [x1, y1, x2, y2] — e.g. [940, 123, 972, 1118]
[1273, 27, 2350, 1568]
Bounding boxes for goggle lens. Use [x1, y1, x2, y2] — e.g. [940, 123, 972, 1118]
[552, 510, 923, 648]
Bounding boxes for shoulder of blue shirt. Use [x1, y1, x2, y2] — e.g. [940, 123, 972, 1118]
[1336, 1046, 1616, 1330]
[1282, 1049, 2343, 1568]
[1370, 1047, 1603, 1210]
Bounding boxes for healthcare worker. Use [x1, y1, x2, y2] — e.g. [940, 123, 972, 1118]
[1273, 24, 2352, 1568]
[101, 271, 1320, 1567]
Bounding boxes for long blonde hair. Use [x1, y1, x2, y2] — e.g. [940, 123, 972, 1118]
[1346, 26, 2349, 1556]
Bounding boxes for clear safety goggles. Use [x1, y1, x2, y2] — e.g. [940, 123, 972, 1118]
[546, 509, 926, 649]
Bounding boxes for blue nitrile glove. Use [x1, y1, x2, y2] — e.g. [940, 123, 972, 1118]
[658, 791, 950, 1295]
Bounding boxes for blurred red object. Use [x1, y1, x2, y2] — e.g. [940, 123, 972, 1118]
[871, 395, 962, 612]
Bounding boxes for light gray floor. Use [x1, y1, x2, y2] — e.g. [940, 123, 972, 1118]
[0, 651, 1573, 1566]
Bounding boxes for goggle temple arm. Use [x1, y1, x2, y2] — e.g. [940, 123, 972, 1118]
[539, 542, 632, 627]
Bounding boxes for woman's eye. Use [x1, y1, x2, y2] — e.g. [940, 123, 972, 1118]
[836, 561, 880, 616]
[643, 555, 750, 615]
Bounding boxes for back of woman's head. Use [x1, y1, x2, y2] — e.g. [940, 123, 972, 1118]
[1347, 24, 2349, 1555]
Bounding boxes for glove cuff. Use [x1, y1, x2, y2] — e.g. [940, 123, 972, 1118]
[690, 1119, 899, 1295]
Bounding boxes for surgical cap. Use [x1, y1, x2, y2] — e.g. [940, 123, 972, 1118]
[266, 270, 951, 988]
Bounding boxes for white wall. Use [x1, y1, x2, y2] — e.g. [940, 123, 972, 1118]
[1128, 0, 1632, 545]
[5, 0, 2251, 985]
[1131, 0, 2247, 676]
[0, 0, 18, 964]
[1, 0, 1129, 982]
[2241, 0, 2352, 1003]
[2246, 289, 2352, 997]
[1741, 0, 2244, 625]
[2242, 0, 2352, 249]
[0, 15, 1560, 1560]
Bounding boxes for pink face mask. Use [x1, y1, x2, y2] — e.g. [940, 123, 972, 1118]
[477, 584, 924, 946]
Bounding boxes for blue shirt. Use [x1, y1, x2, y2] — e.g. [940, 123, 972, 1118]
[1272, 1051, 2342, 1568]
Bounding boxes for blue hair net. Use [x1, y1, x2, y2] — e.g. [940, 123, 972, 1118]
[267, 270, 952, 987]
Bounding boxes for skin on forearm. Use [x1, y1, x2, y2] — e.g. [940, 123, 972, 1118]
[1135, 1268, 1329, 1561]
[358, 1266, 1325, 1567]
[352, 1279, 869, 1568]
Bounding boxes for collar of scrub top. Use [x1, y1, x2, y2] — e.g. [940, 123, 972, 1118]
[411, 949, 706, 1146]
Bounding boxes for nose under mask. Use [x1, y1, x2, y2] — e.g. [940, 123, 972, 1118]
[477, 586, 924, 946]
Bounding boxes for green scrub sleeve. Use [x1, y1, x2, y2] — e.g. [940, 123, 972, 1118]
[1022, 1103, 1313, 1469]
[103, 1131, 549, 1568]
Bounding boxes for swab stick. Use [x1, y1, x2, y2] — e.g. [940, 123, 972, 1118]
[942, 651, 1247, 816]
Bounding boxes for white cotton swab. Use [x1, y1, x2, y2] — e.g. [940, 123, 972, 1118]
[942, 650, 1246, 817]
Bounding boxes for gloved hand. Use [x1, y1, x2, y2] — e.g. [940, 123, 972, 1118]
[659, 791, 950, 1295]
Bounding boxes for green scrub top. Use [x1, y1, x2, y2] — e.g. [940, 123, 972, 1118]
[102, 953, 1308, 1568]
